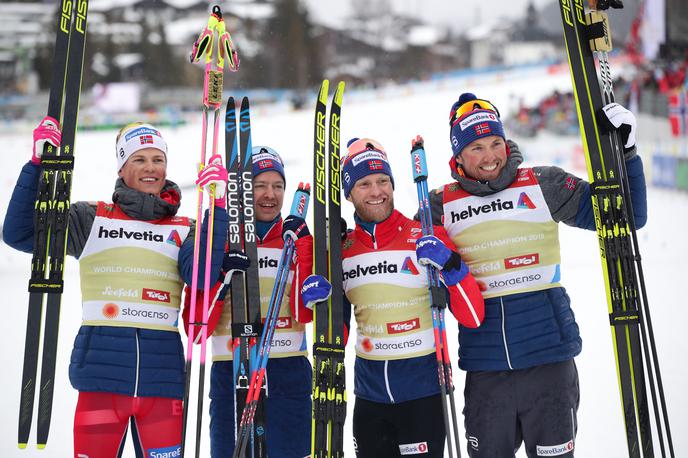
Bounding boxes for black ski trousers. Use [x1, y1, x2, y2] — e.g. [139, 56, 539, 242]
[353, 394, 446, 457]
[463, 359, 579, 458]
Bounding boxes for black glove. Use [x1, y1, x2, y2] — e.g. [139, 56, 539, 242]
[222, 250, 250, 280]
[341, 217, 349, 241]
[282, 215, 310, 241]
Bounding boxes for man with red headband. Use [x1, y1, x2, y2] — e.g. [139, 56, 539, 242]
[429, 93, 647, 457]
[301, 137, 485, 457]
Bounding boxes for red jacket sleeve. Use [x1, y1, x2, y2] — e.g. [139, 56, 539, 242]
[181, 282, 225, 342]
[290, 235, 314, 324]
[434, 226, 484, 328]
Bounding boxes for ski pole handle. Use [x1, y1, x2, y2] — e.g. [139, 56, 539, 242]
[410, 135, 428, 183]
[289, 182, 311, 218]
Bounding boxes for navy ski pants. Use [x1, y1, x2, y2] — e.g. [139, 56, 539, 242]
[209, 357, 312, 458]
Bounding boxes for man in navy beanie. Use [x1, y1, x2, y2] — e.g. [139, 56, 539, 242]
[427, 93, 648, 457]
[300, 137, 485, 457]
[185, 145, 316, 457]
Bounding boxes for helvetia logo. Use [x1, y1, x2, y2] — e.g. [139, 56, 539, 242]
[258, 256, 279, 269]
[400, 256, 419, 275]
[102, 303, 120, 319]
[166, 230, 182, 247]
[450, 199, 514, 223]
[98, 226, 164, 242]
[517, 192, 536, 209]
[344, 260, 398, 280]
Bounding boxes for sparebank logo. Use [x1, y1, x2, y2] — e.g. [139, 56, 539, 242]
[102, 303, 120, 319]
[167, 230, 182, 247]
[535, 439, 574, 456]
[517, 192, 536, 209]
[148, 444, 181, 458]
[400, 256, 419, 275]
[399, 441, 428, 455]
[387, 318, 420, 334]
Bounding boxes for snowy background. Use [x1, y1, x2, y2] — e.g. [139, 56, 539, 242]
[1, 64, 686, 456]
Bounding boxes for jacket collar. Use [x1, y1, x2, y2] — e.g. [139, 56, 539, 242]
[353, 209, 408, 248]
[112, 178, 181, 221]
[257, 217, 283, 244]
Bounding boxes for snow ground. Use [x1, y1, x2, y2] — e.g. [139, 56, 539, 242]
[1, 64, 686, 457]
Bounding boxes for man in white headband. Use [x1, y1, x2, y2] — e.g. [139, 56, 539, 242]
[3, 118, 230, 456]
[115, 122, 169, 171]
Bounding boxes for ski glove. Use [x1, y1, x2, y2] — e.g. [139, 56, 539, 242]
[415, 235, 469, 286]
[282, 215, 311, 242]
[221, 250, 250, 282]
[196, 154, 228, 207]
[597, 103, 637, 155]
[32, 116, 61, 165]
[301, 274, 332, 310]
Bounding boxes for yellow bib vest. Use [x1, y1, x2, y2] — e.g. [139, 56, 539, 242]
[212, 245, 308, 361]
[343, 224, 436, 361]
[79, 202, 190, 332]
[442, 168, 562, 299]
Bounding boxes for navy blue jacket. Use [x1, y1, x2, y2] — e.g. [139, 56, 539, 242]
[432, 150, 647, 372]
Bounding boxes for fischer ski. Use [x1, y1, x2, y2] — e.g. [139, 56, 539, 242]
[311, 79, 347, 458]
[20, 0, 88, 449]
[233, 184, 311, 458]
[557, 1, 673, 456]
[410, 137, 462, 458]
[181, 6, 239, 457]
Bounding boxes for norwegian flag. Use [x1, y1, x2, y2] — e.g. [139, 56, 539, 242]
[139, 134, 153, 145]
[668, 90, 688, 137]
[258, 159, 273, 169]
[474, 123, 491, 135]
[368, 160, 384, 170]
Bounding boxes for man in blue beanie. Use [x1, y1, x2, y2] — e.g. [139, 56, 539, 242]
[301, 137, 485, 457]
[428, 93, 647, 457]
[184, 145, 315, 457]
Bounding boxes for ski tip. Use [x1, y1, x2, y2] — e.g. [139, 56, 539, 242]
[318, 80, 329, 104]
[335, 81, 345, 104]
[18, 443, 27, 450]
[37, 443, 46, 450]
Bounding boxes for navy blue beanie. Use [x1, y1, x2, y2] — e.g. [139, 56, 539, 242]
[449, 93, 505, 157]
[341, 138, 395, 198]
[252, 146, 286, 183]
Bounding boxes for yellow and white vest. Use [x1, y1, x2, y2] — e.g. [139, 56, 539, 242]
[442, 168, 562, 299]
[79, 202, 190, 332]
[343, 214, 436, 361]
[212, 244, 308, 361]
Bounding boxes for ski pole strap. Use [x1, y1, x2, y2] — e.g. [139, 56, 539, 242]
[429, 285, 447, 309]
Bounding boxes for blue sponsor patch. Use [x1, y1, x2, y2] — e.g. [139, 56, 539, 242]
[125, 127, 160, 142]
[148, 444, 181, 458]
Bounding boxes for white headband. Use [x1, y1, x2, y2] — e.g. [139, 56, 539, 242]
[115, 124, 168, 170]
